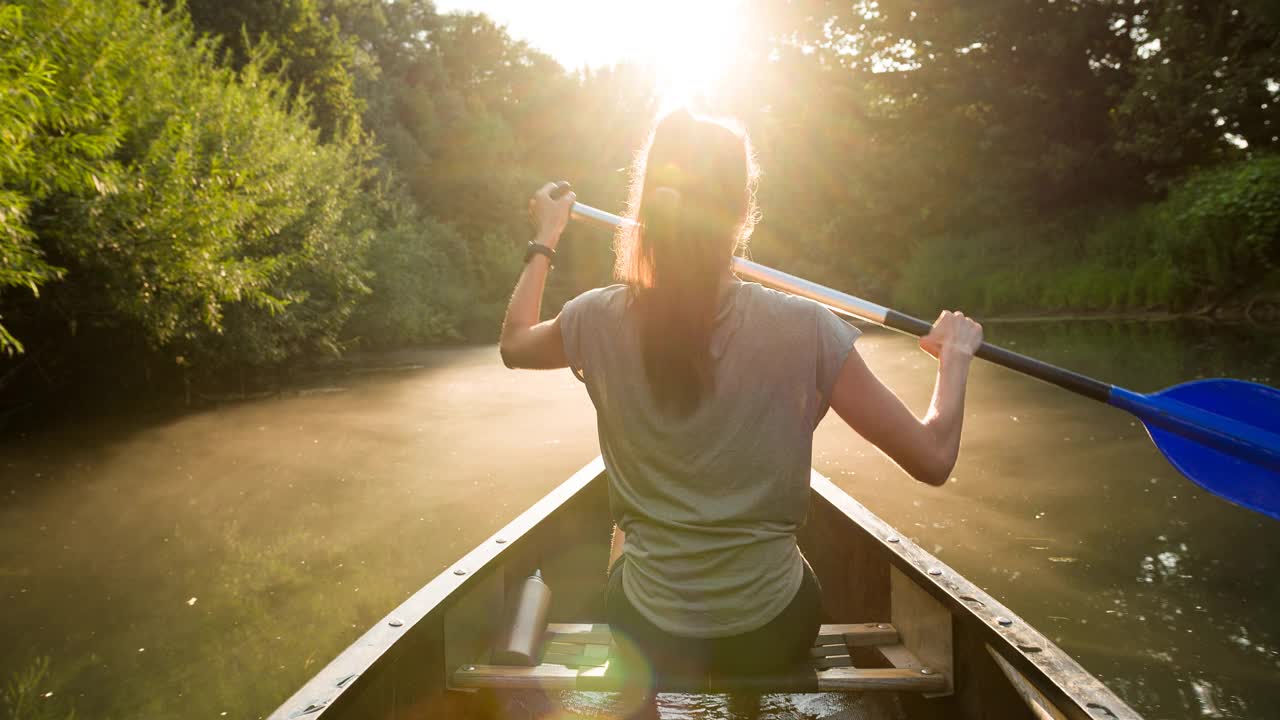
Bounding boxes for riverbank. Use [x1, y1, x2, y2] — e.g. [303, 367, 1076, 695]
[6, 306, 1278, 434]
[979, 305, 1280, 323]
[891, 154, 1280, 325]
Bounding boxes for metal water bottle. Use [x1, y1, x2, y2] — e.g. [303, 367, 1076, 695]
[493, 569, 551, 666]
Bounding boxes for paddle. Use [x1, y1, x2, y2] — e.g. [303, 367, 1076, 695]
[556, 191, 1280, 522]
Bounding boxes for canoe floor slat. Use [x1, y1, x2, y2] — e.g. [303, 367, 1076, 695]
[451, 664, 945, 694]
[545, 628, 613, 646]
[816, 667, 948, 693]
[539, 652, 608, 668]
[450, 623, 944, 693]
[811, 644, 856, 657]
[452, 663, 616, 692]
[815, 623, 901, 648]
[547, 623, 899, 651]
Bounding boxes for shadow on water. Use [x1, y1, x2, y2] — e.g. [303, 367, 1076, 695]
[2, 324, 1278, 718]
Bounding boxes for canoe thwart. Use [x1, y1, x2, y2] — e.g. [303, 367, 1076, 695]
[450, 622, 945, 694]
[450, 662, 945, 694]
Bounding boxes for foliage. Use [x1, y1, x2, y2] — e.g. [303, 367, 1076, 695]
[2, 0, 1278, 408]
[893, 155, 1280, 316]
[750, 1, 1140, 245]
[0, 5, 111, 354]
[345, 199, 468, 347]
[1114, 0, 1280, 182]
[1157, 154, 1280, 303]
[178, 0, 365, 142]
[0, 0, 376, 386]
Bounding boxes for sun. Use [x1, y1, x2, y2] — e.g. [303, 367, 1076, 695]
[437, 1, 750, 106]
[625, 0, 749, 109]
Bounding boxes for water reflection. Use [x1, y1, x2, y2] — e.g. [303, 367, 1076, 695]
[556, 690, 900, 719]
[817, 321, 1280, 720]
[2, 321, 1278, 719]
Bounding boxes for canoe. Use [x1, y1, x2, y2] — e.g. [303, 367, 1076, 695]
[268, 457, 1142, 719]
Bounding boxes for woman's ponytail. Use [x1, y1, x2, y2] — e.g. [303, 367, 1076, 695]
[615, 110, 758, 416]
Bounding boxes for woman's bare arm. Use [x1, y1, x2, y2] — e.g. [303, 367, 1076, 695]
[830, 311, 982, 486]
[499, 182, 575, 370]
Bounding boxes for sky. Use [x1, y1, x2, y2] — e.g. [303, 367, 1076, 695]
[433, 1, 747, 72]
[432, 2, 615, 69]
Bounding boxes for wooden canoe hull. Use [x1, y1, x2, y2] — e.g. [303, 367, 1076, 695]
[268, 458, 1141, 720]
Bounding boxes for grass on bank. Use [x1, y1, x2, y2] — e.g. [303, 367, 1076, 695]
[895, 154, 1280, 318]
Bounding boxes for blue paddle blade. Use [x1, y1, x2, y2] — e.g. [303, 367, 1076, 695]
[1109, 379, 1280, 521]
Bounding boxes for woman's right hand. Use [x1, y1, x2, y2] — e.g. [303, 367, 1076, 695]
[528, 181, 576, 245]
[919, 310, 983, 360]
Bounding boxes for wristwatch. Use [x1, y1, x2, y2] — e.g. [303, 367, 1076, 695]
[524, 242, 556, 267]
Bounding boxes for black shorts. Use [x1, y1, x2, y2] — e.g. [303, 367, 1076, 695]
[605, 553, 822, 684]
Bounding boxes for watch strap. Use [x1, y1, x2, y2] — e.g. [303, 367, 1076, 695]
[524, 242, 556, 267]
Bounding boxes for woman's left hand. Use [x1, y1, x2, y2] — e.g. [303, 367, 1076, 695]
[528, 181, 576, 247]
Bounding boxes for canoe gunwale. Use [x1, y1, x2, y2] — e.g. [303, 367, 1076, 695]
[265, 457, 607, 720]
[268, 458, 1142, 720]
[807, 471, 1142, 720]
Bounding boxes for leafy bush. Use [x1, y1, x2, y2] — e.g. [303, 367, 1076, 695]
[345, 204, 469, 348]
[1158, 154, 1280, 305]
[893, 155, 1280, 317]
[0, 4, 113, 353]
[1, 0, 375, 372]
[454, 229, 525, 342]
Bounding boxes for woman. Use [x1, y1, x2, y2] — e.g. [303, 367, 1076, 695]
[499, 109, 982, 684]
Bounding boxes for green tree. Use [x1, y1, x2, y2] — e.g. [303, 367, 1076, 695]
[178, 0, 364, 142]
[1114, 0, 1280, 182]
[1, 0, 374, 386]
[0, 4, 123, 353]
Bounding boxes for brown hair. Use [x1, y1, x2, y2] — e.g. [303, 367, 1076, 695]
[615, 109, 759, 415]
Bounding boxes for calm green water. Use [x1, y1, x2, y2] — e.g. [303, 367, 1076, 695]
[1, 321, 1277, 719]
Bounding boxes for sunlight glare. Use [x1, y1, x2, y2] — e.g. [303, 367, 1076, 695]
[625, 0, 747, 109]
[435, 1, 749, 106]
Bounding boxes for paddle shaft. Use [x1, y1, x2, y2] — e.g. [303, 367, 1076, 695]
[566, 201, 1113, 404]
[563, 195, 1280, 521]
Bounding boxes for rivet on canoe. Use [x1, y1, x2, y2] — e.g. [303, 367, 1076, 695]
[495, 538, 507, 544]
[877, 624, 890, 629]
[997, 616, 1013, 626]
[927, 568, 942, 576]
[387, 617, 404, 627]
[1086, 702, 1118, 718]
[920, 667, 934, 675]
[294, 700, 328, 716]
[463, 665, 476, 671]
[886, 535, 900, 543]
[453, 569, 467, 576]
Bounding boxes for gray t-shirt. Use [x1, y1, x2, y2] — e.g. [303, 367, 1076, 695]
[559, 279, 861, 638]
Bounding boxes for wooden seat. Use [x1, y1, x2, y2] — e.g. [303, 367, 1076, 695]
[451, 623, 947, 694]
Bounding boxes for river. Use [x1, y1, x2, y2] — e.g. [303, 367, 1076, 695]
[1, 320, 1277, 719]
